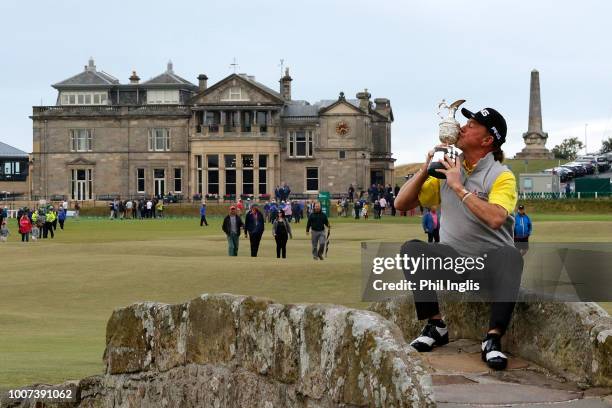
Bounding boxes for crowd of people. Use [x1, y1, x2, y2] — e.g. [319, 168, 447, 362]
[107, 198, 165, 219]
[221, 201, 329, 260]
[0, 201, 69, 243]
[336, 183, 407, 220]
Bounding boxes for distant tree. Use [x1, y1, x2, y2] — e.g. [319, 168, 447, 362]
[552, 137, 584, 160]
[600, 137, 612, 154]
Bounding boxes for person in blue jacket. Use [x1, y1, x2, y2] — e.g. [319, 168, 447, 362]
[245, 204, 265, 257]
[513, 204, 532, 254]
[422, 206, 440, 243]
[58, 207, 67, 230]
[199, 202, 208, 226]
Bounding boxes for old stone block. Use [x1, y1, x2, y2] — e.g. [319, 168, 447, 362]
[185, 294, 243, 366]
[103, 304, 150, 374]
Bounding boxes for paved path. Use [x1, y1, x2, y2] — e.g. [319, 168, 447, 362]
[426, 339, 612, 407]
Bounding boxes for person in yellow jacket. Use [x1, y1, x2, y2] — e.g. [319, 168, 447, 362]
[155, 201, 164, 218]
[44, 208, 56, 239]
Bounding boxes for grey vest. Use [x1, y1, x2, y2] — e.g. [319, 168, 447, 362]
[439, 152, 515, 256]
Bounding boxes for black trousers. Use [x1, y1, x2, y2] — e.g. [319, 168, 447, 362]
[200, 215, 208, 226]
[43, 222, 54, 238]
[427, 229, 440, 243]
[401, 240, 523, 336]
[59, 219, 65, 230]
[21, 233, 29, 242]
[249, 233, 263, 257]
[52, 219, 57, 231]
[275, 234, 288, 258]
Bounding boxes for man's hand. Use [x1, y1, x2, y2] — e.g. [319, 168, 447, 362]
[420, 149, 435, 172]
[435, 153, 462, 192]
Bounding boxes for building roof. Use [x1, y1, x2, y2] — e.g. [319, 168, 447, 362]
[196, 73, 285, 104]
[53, 58, 119, 88]
[282, 99, 361, 117]
[142, 61, 197, 89]
[0, 141, 29, 158]
[238, 74, 283, 100]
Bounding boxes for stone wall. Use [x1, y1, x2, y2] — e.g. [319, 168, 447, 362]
[370, 294, 612, 387]
[5, 294, 434, 407]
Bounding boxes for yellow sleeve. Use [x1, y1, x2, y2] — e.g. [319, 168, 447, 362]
[489, 171, 517, 214]
[418, 176, 441, 208]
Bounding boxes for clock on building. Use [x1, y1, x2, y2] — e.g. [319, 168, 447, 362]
[335, 121, 350, 135]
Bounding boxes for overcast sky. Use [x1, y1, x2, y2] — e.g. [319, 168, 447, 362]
[1, 0, 611, 164]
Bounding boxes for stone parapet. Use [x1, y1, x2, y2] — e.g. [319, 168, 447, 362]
[4, 294, 434, 407]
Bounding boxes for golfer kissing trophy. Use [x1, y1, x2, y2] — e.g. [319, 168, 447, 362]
[427, 99, 466, 179]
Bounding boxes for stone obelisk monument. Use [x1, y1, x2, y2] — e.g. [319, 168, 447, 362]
[515, 69, 554, 159]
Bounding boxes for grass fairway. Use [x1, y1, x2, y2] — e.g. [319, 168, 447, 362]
[1, 215, 611, 388]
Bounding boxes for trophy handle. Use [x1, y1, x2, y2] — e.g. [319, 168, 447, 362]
[449, 99, 466, 112]
[437, 99, 449, 119]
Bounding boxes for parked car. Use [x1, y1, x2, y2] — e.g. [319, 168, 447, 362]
[595, 156, 610, 172]
[543, 167, 573, 182]
[576, 155, 603, 174]
[556, 167, 574, 181]
[561, 163, 586, 177]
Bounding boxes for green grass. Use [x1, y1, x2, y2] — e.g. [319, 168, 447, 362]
[505, 158, 561, 178]
[0, 215, 611, 388]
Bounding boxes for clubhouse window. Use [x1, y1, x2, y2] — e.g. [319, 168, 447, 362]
[306, 167, 319, 192]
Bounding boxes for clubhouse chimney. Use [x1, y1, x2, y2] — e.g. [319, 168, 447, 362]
[198, 74, 208, 91]
[280, 68, 292, 100]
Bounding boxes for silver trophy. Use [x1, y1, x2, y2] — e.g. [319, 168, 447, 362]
[427, 99, 465, 179]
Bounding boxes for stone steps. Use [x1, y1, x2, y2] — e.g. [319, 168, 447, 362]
[428, 339, 612, 407]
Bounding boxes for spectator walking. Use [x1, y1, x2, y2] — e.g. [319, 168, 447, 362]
[513, 204, 532, 255]
[109, 200, 116, 219]
[1, 206, 7, 226]
[236, 199, 245, 215]
[373, 200, 381, 219]
[422, 206, 440, 243]
[354, 199, 362, 219]
[245, 204, 265, 257]
[199, 202, 209, 226]
[58, 207, 67, 230]
[222, 206, 243, 256]
[49, 207, 58, 231]
[126, 200, 133, 218]
[292, 201, 302, 223]
[283, 200, 293, 222]
[156, 200, 164, 218]
[18, 213, 32, 242]
[0, 220, 9, 242]
[272, 210, 292, 258]
[379, 196, 387, 217]
[146, 199, 153, 218]
[44, 208, 55, 239]
[306, 202, 330, 260]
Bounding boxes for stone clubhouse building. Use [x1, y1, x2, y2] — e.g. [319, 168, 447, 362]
[30, 58, 394, 201]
